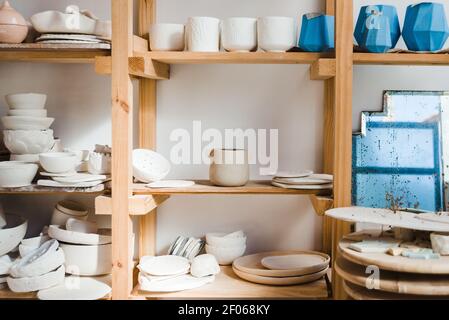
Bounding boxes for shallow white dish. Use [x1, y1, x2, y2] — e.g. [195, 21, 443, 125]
[48, 225, 111, 245]
[5, 93, 46, 109]
[132, 149, 170, 183]
[37, 276, 111, 300]
[273, 175, 333, 186]
[38, 179, 104, 188]
[3, 129, 54, 154]
[273, 170, 314, 178]
[39, 152, 78, 174]
[139, 273, 215, 292]
[138, 255, 190, 276]
[149, 23, 185, 51]
[10, 154, 39, 163]
[8, 109, 47, 117]
[271, 181, 333, 190]
[0, 215, 27, 257]
[222, 17, 258, 52]
[53, 173, 107, 184]
[206, 232, 247, 248]
[261, 254, 329, 271]
[258, 16, 296, 52]
[40, 171, 77, 177]
[146, 180, 195, 188]
[7, 265, 65, 293]
[205, 244, 246, 265]
[1, 116, 54, 130]
[0, 161, 38, 188]
[60, 243, 112, 276]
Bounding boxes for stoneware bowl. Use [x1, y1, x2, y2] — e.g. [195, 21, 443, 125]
[221, 17, 257, 52]
[209, 149, 249, 187]
[0, 1, 28, 43]
[205, 244, 246, 265]
[60, 243, 112, 276]
[132, 149, 170, 183]
[39, 152, 78, 173]
[5, 93, 47, 109]
[149, 23, 185, 51]
[0, 161, 38, 187]
[50, 207, 87, 226]
[0, 214, 27, 256]
[1, 116, 54, 130]
[206, 232, 247, 248]
[8, 109, 47, 117]
[186, 16, 220, 52]
[3, 129, 54, 154]
[258, 16, 296, 52]
[431, 232, 449, 255]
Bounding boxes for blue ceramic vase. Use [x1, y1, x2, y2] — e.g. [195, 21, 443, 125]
[299, 13, 334, 52]
[403, 2, 449, 52]
[354, 5, 401, 49]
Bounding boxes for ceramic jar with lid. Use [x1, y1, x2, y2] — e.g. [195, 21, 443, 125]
[0, 1, 28, 43]
[209, 149, 249, 187]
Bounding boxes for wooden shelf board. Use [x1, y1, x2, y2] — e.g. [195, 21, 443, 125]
[354, 52, 449, 65]
[0, 184, 106, 195]
[131, 266, 329, 299]
[141, 51, 329, 65]
[0, 43, 110, 63]
[133, 180, 331, 195]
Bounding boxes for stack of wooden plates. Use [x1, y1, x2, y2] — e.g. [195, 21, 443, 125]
[232, 250, 330, 286]
[337, 231, 449, 300]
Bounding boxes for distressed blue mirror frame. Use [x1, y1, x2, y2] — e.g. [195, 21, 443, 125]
[352, 91, 448, 211]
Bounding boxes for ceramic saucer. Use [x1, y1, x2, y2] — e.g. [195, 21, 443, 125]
[273, 170, 313, 178]
[37, 276, 111, 300]
[40, 171, 77, 177]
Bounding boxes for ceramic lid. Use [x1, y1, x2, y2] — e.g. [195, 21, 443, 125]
[0, 1, 27, 26]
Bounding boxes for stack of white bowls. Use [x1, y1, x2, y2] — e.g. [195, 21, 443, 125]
[205, 231, 247, 265]
[2, 93, 55, 164]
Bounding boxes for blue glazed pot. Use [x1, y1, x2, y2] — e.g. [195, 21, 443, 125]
[357, 8, 392, 53]
[299, 13, 334, 52]
[403, 2, 449, 52]
[354, 5, 401, 48]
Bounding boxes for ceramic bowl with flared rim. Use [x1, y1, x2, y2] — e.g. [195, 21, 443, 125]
[39, 152, 78, 174]
[257, 16, 296, 52]
[0, 161, 38, 188]
[206, 232, 247, 248]
[48, 225, 111, 246]
[5, 93, 47, 109]
[0, 214, 27, 256]
[132, 149, 171, 183]
[1, 116, 54, 130]
[3, 129, 54, 155]
[8, 109, 47, 117]
[149, 23, 185, 51]
[60, 242, 112, 276]
[205, 244, 246, 266]
[232, 250, 330, 277]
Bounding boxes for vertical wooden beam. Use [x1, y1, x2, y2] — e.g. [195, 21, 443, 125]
[111, 0, 134, 300]
[138, 0, 158, 258]
[332, 0, 353, 300]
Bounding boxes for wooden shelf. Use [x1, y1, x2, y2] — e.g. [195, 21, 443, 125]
[0, 43, 110, 63]
[354, 52, 449, 66]
[133, 180, 331, 195]
[131, 266, 329, 299]
[0, 184, 106, 195]
[139, 51, 330, 65]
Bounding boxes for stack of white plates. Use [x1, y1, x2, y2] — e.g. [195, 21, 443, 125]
[271, 171, 333, 190]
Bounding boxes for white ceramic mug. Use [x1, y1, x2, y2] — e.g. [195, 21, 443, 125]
[186, 17, 220, 52]
[221, 17, 257, 52]
[209, 149, 249, 187]
[258, 16, 296, 52]
[149, 23, 185, 51]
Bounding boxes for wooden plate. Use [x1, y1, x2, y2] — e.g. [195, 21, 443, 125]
[232, 265, 328, 286]
[233, 250, 330, 277]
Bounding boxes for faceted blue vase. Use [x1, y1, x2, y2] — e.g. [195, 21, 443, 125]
[299, 13, 334, 52]
[354, 5, 401, 48]
[403, 2, 449, 51]
[359, 10, 392, 53]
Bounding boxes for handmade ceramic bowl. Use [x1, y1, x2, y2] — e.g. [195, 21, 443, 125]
[209, 149, 249, 187]
[56, 200, 88, 217]
[60, 243, 112, 276]
[0, 161, 38, 187]
[0, 214, 27, 256]
[132, 149, 170, 183]
[50, 207, 87, 226]
[39, 152, 78, 173]
[8, 109, 47, 117]
[206, 232, 247, 248]
[10, 153, 39, 163]
[1, 116, 54, 130]
[258, 16, 296, 52]
[5, 93, 47, 109]
[221, 17, 258, 52]
[0, 1, 28, 43]
[205, 244, 246, 265]
[186, 17, 220, 52]
[149, 23, 185, 51]
[3, 129, 54, 154]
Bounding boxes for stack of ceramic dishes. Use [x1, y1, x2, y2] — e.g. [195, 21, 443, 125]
[168, 236, 205, 260]
[271, 171, 333, 190]
[205, 231, 247, 265]
[2, 93, 54, 164]
[232, 250, 330, 286]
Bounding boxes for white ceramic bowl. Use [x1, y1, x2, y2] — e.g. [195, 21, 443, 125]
[60, 243, 112, 276]
[56, 200, 88, 217]
[222, 17, 257, 52]
[8, 109, 47, 117]
[50, 207, 87, 226]
[149, 23, 185, 51]
[0, 214, 27, 256]
[5, 93, 47, 109]
[3, 129, 54, 154]
[205, 244, 246, 265]
[132, 149, 170, 183]
[39, 152, 78, 173]
[258, 16, 296, 52]
[1, 116, 54, 130]
[186, 17, 220, 52]
[10, 154, 40, 163]
[0, 161, 38, 187]
[206, 232, 247, 248]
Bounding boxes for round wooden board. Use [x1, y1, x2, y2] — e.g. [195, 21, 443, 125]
[233, 250, 330, 277]
[339, 233, 449, 274]
[232, 265, 328, 286]
[336, 257, 449, 296]
[343, 281, 449, 300]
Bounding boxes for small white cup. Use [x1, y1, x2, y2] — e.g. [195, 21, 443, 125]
[149, 23, 185, 51]
[258, 16, 296, 52]
[186, 17, 220, 52]
[221, 17, 257, 52]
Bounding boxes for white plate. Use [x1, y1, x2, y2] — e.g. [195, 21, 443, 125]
[37, 276, 111, 300]
[273, 174, 333, 185]
[146, 180, 195, 188]
[273, 170, 313, 178]
[53, 173, 107, 184]
[37, 179, 104, 188]
[138, 255, 190, 276]
[139, 273, 215, 292]
[40, 171, 77, 177]
[271, 181, 333, 190]
[261, 254, 331, 270]
[48, 225, 111, 245]
[132, 149, 170, 183]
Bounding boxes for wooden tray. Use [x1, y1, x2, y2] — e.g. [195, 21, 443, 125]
[336, 257, 449, 296]
[232, 265, 328, 286]
[232, 250, 330, 277]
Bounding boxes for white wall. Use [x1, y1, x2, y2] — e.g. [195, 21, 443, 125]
[1, 0, 448, 253]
